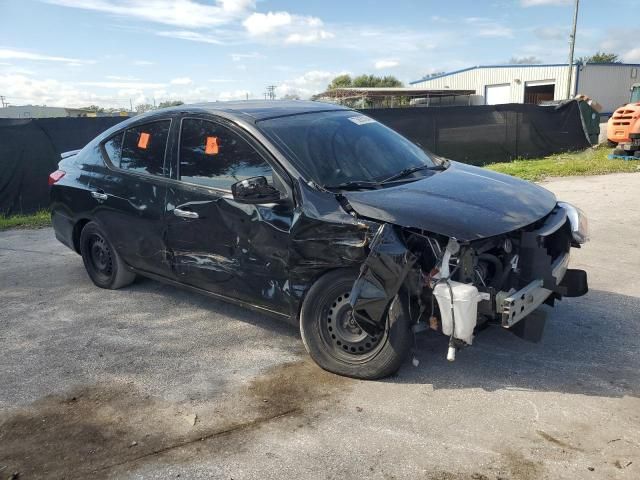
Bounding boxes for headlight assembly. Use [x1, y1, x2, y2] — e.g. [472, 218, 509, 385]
[558, 201, 589, 244]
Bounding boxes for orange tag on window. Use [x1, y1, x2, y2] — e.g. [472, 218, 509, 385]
[138, 132, 150, 149]
[205, 136, 219, 155]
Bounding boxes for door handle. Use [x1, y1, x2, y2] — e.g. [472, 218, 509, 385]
[174, 207, 199, 219]
[91, 190, 108, 201]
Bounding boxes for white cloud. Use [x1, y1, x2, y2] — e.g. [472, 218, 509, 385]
[218, 89, 251, 101]
[43, 0, 255, 28]
[170, 77, 192, 85]
[622, 48, 640, 63]
[243, 11, 292, 36]
[521, 0, 571, 6]
[286, 30, 334, 44]
[276, 70, 347, 99]
[0, 73, 131, 108]
[230, 52, 265, 62]
[106, 75, 140, 81]
[0, 48, 92, 65]
[465, 17, 513, 38]
[374, 60, 399, 70]
[533, 26, 567, 41]
[243, 11, 332, 44]
[77, 80, 167, 89]
[156, 30, 224, 45]
[132, 60, 154, 66]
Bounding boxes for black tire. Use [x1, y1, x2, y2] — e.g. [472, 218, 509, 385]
[299, 269, 412, 379]
[606, 140, 617, 148]
[613, 148, 626, 156]
[634, 151, 640, 158]
[79, 221, 136, 289]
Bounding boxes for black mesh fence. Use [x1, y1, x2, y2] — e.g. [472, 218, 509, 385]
[0, 117, 126, 215]
[0, 102, 591, 215]
[362, 100, 591, 166]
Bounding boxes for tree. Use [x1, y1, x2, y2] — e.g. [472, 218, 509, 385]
[328, 74, 353, 90]
[83, 104, 104, 113]
[135, 103, 154, 113]
[282, 93, 301, 100]
[327, 74, 403, 90]
[158, 100, 184, 109]
[576, 52, 620, 64]
[352, 74, 404, 88]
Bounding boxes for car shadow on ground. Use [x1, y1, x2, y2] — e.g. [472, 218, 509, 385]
[129, 276, 640, 399]
[391, 289, 639, 398]
[128, 275, 301, 341]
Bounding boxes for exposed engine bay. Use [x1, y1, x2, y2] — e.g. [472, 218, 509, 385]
[349, 202, 589, 361]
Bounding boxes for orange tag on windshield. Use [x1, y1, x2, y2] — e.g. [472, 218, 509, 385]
[205, 136, 219, 155]
[138, 132, 150, 149]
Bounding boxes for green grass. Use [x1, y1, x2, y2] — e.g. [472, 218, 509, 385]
[0, 209, 51, 231]
[485, 146, 639, 182]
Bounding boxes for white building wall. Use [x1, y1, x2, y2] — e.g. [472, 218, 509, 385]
[413, 65, 577, 104]
[576, 64, 640, 113]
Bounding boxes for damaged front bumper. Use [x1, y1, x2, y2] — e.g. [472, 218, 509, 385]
[499, 251, 570, 328]
[348, 202, 589, 359]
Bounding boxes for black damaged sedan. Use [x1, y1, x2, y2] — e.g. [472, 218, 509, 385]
[50, 101, 588, 379]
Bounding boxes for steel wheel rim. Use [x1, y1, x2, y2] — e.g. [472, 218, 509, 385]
[87, 234, 113, 279]
[319, 290, 387, 363]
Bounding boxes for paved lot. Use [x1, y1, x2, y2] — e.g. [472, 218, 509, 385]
[1, 173, 639, 480]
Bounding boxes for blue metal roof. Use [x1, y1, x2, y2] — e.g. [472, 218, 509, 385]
[410, 62, 640, 85]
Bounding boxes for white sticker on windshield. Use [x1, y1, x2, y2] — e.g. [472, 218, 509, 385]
[347, 115, 377, 126]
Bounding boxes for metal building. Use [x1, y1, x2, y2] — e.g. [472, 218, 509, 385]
[411, 63, 640, 115]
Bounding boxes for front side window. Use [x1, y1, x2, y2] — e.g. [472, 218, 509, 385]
[179, 118, 273, 190]
[119, 120, 171, 176]
[258, 110, 437, 188]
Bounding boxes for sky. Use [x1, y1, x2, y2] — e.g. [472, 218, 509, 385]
[0, 0, 639, 110]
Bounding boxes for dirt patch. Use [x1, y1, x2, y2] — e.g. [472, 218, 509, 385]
[0, 360, 349, 479]
[247, 359, 348, 416]
[500, 450, 544, 480]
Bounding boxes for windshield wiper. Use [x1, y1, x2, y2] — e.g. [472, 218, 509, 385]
[381, 163, 446, 183]
[324, 180, 381, 191]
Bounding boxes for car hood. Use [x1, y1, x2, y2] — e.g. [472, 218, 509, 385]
[342, 162, 557, 242]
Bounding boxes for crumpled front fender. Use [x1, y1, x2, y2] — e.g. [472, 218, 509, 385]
[349, 224, 417, 335]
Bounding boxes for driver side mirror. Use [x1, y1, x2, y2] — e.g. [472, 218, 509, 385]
[231, 176, 281, 204]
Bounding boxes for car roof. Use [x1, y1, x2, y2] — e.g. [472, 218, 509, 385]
[151, 100, 351, 122]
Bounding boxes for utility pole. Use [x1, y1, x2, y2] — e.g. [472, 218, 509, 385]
[566, 0, 580, 99]
[129, 98, 133, 112]
[265, 85, 276, 100]
[0, 95, 6, 108]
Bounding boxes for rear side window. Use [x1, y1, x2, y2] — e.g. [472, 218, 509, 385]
[120, 120, 171, 176]
[103, 132, 123, 166]
[178, 118, 272, 190]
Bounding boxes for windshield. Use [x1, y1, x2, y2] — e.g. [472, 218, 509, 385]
[258, 110, 438, 188]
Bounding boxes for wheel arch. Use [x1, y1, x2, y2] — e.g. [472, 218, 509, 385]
[72, 218, 92, 254]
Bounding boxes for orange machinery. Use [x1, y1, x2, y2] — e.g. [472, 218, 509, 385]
[607, 83, 640, 157]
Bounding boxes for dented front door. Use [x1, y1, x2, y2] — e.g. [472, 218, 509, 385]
[164, 116, 292, 312]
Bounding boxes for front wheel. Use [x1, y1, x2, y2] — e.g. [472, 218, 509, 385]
[299, 269, 412, 379]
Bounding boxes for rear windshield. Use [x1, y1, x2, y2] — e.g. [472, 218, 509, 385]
[257, 110, 435, 187]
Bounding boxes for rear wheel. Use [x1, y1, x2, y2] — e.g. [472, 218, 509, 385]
[79, 221, 136, 289]
[300, 269, 412, 379]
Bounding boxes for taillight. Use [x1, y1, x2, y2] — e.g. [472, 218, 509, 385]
[48, 170, 66, 186]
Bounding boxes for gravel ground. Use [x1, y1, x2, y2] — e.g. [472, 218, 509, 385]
[1, 173, 639, 480]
